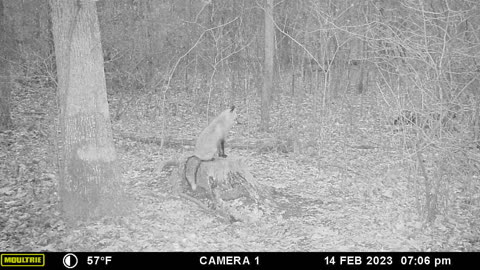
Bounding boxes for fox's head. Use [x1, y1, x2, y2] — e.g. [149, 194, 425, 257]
[221, 105, 237, 130]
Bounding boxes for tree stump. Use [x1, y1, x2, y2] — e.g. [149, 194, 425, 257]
[176, 156, 273, 222]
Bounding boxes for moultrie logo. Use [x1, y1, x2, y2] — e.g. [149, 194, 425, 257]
[1, 253, 45, 267]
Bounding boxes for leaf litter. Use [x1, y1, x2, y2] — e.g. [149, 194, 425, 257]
[1, 83, 479, 252]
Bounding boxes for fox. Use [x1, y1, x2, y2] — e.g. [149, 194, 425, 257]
[185, 106, 237, 191]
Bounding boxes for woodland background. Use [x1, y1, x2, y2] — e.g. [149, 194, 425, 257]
[0, 0, 479, 251]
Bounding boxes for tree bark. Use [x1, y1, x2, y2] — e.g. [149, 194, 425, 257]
[50, 0, 127, 222]
[261, 0, 274, 132]
[0, 0, 12, 130]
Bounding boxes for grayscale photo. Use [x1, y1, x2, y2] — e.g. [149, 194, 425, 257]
[0, 0, 479, 263]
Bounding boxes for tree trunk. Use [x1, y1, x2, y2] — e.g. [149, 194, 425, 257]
[50, 0, 127, 223]
[261, 0, 274, 132]
[0, 0, 12, 130]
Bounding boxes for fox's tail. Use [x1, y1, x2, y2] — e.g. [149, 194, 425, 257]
[184, 156, 202, 191]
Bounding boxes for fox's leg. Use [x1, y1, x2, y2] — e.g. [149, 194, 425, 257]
[218, 139, 227, 158]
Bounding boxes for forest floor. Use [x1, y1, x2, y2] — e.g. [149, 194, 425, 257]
[1, 81, 479, 251]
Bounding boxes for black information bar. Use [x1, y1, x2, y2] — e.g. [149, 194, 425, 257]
[0, 252, 477, 269]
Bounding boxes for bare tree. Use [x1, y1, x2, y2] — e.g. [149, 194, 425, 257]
[261, 0, 274, 132]
[0, 0, 12, 130]
[50, 0, 127, 222]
